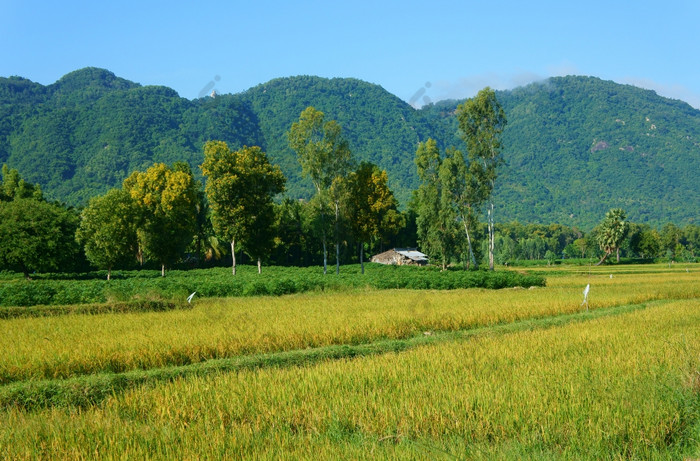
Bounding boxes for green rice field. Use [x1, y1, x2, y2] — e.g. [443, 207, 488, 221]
[0, 263, 698, 459]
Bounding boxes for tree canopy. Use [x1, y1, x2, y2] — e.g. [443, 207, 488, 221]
[201, 141, 285, 274]
[457, 87, 507, 270]
[76, 188, 139, 279]
[0, 198, 80, 278]
[123, 162, 198, 276]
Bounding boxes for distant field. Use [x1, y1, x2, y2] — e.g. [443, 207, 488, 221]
[0, 264, 698, 459]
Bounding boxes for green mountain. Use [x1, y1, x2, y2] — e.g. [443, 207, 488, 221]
[423, 76, 700, 228]
[237, 75, 437, 202]
[1, 68, 261, 204]
[1, 68, 698, 228]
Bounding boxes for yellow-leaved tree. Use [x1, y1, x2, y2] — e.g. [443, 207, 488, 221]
[123, 162, 198, 276]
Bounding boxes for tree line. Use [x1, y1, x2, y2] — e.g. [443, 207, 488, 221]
[0, 104, 405, 279]
[1, 90, 698, 279]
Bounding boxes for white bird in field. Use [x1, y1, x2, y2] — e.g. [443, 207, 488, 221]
[582, 284, 590, 307]
[187, 291, 197, 303]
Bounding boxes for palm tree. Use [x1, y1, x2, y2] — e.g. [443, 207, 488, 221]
[595, 208, 628, 265]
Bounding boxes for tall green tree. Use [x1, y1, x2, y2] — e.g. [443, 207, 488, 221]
[347, 161, 404, 273]
[414, 139, 456, 270]
[595, 208, 629, 265]
[76, 188, 139, 280]
[439, 147, 483, 269]
[123, 162, 198, 276]
[201, 142, 285, 274]
[683, 224, 700, 258]
[457, 87, 507, 270]
[288, 106, 353, 274]
[660, 223, 683, 260]
[0, 198, 80, 278]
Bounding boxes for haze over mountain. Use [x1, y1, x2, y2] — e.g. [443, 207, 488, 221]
[1, 68, 698, 228]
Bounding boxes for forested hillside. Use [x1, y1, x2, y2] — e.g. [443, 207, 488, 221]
[1, 68, 699, 228]
[0, 68, 260, 204]
[423, 77, 700, 227]
[238, 76, 437, 202]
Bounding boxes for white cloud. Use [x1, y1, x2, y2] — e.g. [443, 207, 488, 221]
[417, 71, 547, 105]
[406, 61, 700, 111]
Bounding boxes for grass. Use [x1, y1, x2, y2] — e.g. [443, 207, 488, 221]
[1, 299, 698, 459]
[0, 263, 698, 459]
[0, 299, 189, 320]
[1, 269, 697, 384]
[0, 299, 655, 411]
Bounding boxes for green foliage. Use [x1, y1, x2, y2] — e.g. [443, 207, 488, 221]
[1, 68, 257, 204]
[1, 164, 42, 201]
[76, 189, 139, 278]
[0, 299, 187, 319]
[0, 265, 545, 308]
[0, 199, 80, 278]
[346, 162, 403, 267]
[270, 198, 320, 267]
[595, 208, 629, 263]
[123, 163, 199, 273]
[245, 76, 436, 204]
[414, 139, 457, 269]
[2, 69, 700, 230]
[457, 87, 507, 270]
[423, 76, 700, 228]
[201, 142, 286, 273]
[288, 106, 355, 274]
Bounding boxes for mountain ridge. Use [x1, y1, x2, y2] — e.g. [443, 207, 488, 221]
[1, 68, 698, 228]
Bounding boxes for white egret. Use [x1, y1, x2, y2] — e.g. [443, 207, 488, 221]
[582, 284, 590, 309]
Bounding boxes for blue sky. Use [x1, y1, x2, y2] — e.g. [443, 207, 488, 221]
[2, 0, 699, 107]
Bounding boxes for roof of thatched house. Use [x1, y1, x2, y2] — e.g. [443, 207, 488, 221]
[370, 248, 429, 265]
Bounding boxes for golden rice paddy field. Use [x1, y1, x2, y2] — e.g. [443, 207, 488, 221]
[0, 263, 698, 459]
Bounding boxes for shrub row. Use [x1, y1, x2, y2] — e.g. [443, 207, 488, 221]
[0, 265, 545, 308]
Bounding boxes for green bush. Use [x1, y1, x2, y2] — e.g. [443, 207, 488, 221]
[0, 264, 545, 308]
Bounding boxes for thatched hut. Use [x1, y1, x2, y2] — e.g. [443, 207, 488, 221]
[370, 248, 428, 266]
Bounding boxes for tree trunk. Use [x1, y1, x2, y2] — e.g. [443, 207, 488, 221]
[336, 242, 340, 275]
[322, 235, 327, 275]
[161, 264, 165, 277]
[335, 201, 340, 275]
[360, 242, 364, 274]
[231, 239, 236, 276]
[257, 257, 262, 274]
[107, 267, 111, 281]
[461, 214, 476, 270]
[616, 247, 620, 263]
[316, 194, 328, 275]
[488, 201, 495, 271]
[595, 251, 610, 266]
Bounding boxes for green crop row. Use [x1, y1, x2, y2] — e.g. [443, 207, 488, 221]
[0, 264, 545, 307]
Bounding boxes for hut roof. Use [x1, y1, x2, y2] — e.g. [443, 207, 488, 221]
[371, 248, 428, 265]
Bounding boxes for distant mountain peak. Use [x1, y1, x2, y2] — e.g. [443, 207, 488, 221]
[50, 67, 139, 94]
